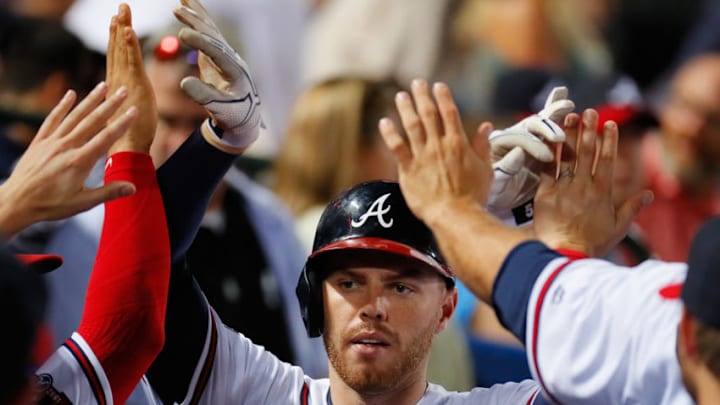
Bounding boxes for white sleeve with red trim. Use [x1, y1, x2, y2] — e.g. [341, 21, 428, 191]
[35, 332, 113, 405]
[527, 256, 693, 404]
[173, 309, 315, 404]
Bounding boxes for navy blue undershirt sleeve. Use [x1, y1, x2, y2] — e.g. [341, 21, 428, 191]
[147, 128, 238, 404]
[156, 127, 238, 263]
[491, 241, 563, 343]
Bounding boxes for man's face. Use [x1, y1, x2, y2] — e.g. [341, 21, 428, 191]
[613, 128, 646, 206]
[661, 56, 720, 184]
[321, 261, 455, 394]
[146, 59, 208, 166]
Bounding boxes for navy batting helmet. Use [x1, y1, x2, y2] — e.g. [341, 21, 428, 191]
[296, 180, 454, 337]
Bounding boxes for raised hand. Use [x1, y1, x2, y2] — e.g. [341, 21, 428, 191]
[106, 3, 157, 155]
[486, 87, 574, 223]
[533, 110, 654, 256]
[0, 84, 138, 238]
[173, 0, 262, 153]
[378, 79, 493, 226]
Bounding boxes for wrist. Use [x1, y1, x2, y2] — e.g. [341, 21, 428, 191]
[0, 184, 31, 238]
[422, 197, 483, 230]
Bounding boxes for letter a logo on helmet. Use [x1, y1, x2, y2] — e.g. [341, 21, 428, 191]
[351, 193, 394, 228]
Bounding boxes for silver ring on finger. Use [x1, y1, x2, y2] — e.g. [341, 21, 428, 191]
[559, 168, 574, 180]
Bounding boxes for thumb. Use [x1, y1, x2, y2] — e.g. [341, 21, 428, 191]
[181, 76, 225, 105]
[615, 190, 654, 233]
[71, 181, 136, 215]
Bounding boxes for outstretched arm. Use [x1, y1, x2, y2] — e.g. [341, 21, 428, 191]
[378, 79, 653, 304]
[0, 84, 137, 239]
[378, 79, 529, 303]
[147, 0, 265, 402]
[73, 5, 170, 404]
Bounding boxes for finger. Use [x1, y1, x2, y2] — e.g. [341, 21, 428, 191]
[394, 91, 426, 153]
[124, 26, 147, 78]
[545, 86, 568, 106]
[68, 181, 137, 215]
[66, 87, 129, 147]
[615, 190, 654, 236]
[433, 82, 465, 140]
[119, 3, 132, 26]
[593, 120, 619, 192]
[471, 122, 493, 164]
[80, 106, 137, 161]
[180, 76, 225, 104]
[575, 109, 599, 178]
[35, 90, 77, 141]
[116, 6, 129, 73]
[53, 82, 109, 139]
[178, 28, 242, 78]
[174, 5, 219, 38]
[107, 15, 118, 85]
[182, 0, 214, 21]
[410, 79, 442, 144]
[526, 117, 566, 144]
[543, 99, 575, 122]
[379, 117, 412, 166]
[557, 113, 580, 180]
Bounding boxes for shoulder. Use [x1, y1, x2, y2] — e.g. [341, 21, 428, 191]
[421, 380, 540, 404]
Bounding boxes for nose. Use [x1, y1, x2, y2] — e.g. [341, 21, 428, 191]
[360, 292, 388, 322]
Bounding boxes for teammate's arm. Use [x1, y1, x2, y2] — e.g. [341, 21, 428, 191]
[0, 84, 136, 239]
[69, 6, 170, 404]
[36, 5, 171, 404]
[146, 0, 265, 402]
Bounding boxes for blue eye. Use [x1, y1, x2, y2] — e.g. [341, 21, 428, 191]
[394, 284, 410, 294]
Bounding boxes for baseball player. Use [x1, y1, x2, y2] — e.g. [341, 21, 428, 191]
[378, 78, 702, 404]
[138, 1, 592, 404]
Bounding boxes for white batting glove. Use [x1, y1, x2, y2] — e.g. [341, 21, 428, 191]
[174, 0, 262, 153]
[487, 86, 574, 225]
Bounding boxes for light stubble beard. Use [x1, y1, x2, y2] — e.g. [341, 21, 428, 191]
[324, 321, 436, 395]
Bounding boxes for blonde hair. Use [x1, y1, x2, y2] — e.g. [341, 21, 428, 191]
[273, 78, 400, 215]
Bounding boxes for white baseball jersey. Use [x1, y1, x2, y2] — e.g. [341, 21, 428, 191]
[494, 241, 694, 405]
[166, 309, 545, 404]
[35, 332, 113, 405]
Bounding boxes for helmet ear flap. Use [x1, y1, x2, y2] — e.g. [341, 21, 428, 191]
[296, 265, 324, 338]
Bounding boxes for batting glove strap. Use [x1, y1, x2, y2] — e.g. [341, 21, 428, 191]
[200, 119, 256, 155]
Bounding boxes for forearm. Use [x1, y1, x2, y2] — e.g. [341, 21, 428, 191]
[425, 200, 533, 303]
[77, 152, 170, 405]
[148, 125, 238, 402]
[0, 191, 29, 239]
[157, 123, 238, 262]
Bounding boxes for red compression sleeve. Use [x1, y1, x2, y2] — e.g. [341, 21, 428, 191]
[77, 152, 170, 404]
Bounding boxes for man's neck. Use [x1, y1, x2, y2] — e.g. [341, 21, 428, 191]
[328, 368, 428, 405]
[694, 368, 720, 405]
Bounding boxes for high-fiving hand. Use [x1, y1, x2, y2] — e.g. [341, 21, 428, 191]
[533, 110, 654, 256]
[0, 84, 138, 238]
[174, 0, 262, 153]
[378, 79, 493, 226]
[106, 3, 157, 155]
[486, 87, 574, 223]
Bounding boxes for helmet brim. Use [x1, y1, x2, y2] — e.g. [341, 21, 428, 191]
[308, 237, 454, 282]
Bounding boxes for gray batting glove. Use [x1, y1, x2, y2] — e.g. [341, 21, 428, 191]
[174, 0, 262, 153]
[487, 86, 575, 225]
